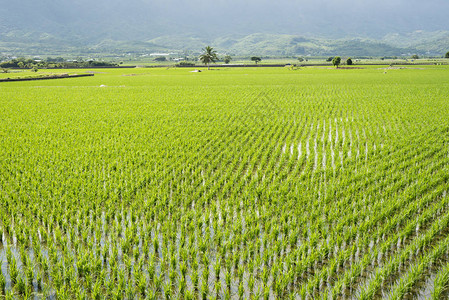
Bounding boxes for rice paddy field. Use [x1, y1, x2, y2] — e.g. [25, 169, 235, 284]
[1, 66, 449, 299]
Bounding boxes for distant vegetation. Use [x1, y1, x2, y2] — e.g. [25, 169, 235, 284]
[332, 56, 341, 68]
[199, 46, 218, 69]
[176, 61, 196, 67]
[251, 57, 262, 64]
[0, 57, 118, 69]
[224, 55, 232, 64]
[3, 33, 449, 58]
[153, 56, 167, 62]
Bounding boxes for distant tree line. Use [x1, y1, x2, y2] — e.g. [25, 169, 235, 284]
[0, 57, 118, 69]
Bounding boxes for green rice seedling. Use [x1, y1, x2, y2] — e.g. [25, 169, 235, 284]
[131, 257, 140, 280]
[117, 269, 125, 296]
[126, 281, 135, 299]
[9, 257, 18, 286]
[148, 256, 155, 281]
[4, 289, 15, 300]
[41, 256, 49, 276]
[57, 286, 72, 300]
[191, 269, 199, 291]
[102, 243, 109, 262]
[133, 247, 139, 261]
[224, 269, 232, 291]
[105, 278, 115, 297]
[35, 269, 43, 291]
[238, 265, 244, 283]
[1, 66, 449, 298]
[25, 265, 34, 290]
[147, 289, 157, 300]
[137, 272, 147, 297]
[153, 235, 159, 254]
[201, 279, 208, 300]
[214, 259, 221, 280]
[202, 264, 210, 285]
[92, 277, 102, 300]
[238, 281, 244, 299]
[179, 276, 187, 295]
[263, 283, 270, 300]
[168, 267, 177, 285]
[169, 251, 177, 270]
[248, 275, 255, 295]
[233, 252, 240, 270]
[432, 262, 449, 299]
[15, 275, 27, 296]
[0, 270, 5, 295]
[154, 273, 163, 295]
[163, 281, 172, 300]
[112, 285, 124, 300]
[214, 280, 221, 297]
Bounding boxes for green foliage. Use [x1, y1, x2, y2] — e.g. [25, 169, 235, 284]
[432, 261, 449, 299]
[411, 54, 419, 59]
[46, 57, 65, 63]
[199, 46, 218, 69]
[224, 55, 232, 64]
[154, 56, 167, 62]
[0, 57, 117, 69]
[251, 56, 262, 64]
[445, 51, 449, 58]
[0, 271, 5, 294]
[176, 61, 196, 67]
[0, 66, 448, 298]
[332, 56, 341, 67]
[346, 57, 353, 65]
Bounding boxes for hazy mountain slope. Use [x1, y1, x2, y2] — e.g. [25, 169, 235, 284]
[1, 0, 448, 56]
[383, 31, 449, 53]
[2, 0, 449, 40]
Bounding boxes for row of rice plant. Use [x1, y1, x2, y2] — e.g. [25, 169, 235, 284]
[0, 67, 448, 298]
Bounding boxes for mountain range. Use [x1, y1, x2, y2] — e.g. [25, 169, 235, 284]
[1, 0, 448, 56]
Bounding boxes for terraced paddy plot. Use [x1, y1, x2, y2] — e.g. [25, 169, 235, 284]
[0, 66, 449, 299]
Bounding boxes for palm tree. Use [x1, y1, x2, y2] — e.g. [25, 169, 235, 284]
[199, 46, 218, 70]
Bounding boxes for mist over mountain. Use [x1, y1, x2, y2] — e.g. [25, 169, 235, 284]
[1, 0, 448, 56]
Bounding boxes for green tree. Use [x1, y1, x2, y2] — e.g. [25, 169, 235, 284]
[445, 51, 449, 58]
[224, 55, 232, 64]
[251, 57, 261, 64]
[199, 46, 218, 70]
[332, 56, 341, 68]
[346, 58, 353, 65]
[298, 57, 304, 62]
[326, 57, 333, 62]
[411, 54, 419, 59]
[31, 66, 38, 72]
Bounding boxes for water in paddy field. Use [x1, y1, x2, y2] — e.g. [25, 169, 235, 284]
[1, 66, 449, 299]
